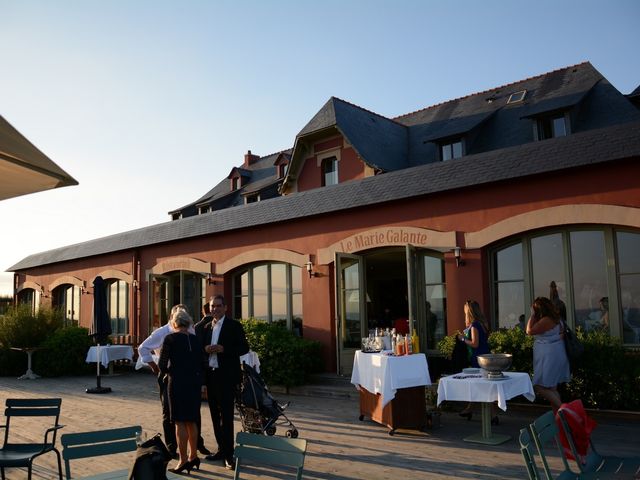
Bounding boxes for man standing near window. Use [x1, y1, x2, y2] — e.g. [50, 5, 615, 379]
[197, 295, 249, 470]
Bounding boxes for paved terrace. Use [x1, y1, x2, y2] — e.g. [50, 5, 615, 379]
[1, 370, 638, 479]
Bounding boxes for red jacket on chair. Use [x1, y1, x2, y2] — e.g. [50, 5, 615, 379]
[556, 399, 597, 461]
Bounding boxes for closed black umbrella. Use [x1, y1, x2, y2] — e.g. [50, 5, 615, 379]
[87, 276, 112, 394]
[91, 276, 111, 345]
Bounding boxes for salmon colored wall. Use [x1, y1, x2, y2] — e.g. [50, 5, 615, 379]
[13, 158, 640, 372]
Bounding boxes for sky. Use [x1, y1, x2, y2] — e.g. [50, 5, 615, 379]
[1, 0, 639, 296]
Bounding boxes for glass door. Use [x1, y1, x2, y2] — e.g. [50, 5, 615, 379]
[150, 275, 169, 331]
[335, 253, 365, 375]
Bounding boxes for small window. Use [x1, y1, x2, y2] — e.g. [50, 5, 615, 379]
[198, 206, 210, 214]
[231, 177, 240, 191]
[537, 114, 567, 140]
[507, 90, 527, 104]
[245, 193, 260, 204]
[322, 156, 338, 186]
[277, 164, 286, 179]
[441, 140, 463, 161]
[171, 212, 182, 221]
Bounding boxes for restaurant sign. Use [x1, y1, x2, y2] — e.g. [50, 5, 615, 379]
[317, 226, 456, 265]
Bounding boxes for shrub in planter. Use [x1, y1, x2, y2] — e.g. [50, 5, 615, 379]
[33, 326, 94, 377]
[488, 327, 534, 375]
[241, 319, 323, 387]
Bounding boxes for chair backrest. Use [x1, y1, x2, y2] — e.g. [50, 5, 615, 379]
[529, 411, 576, 480]
[234, 431, 307, 480]
[3, 398, 62, 446]
[519, 428, 540, 480]
[60, 425, 141, 479]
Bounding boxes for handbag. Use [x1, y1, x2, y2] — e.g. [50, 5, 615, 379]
[128, 433, 171, 480]
[563, 322, 584, 363]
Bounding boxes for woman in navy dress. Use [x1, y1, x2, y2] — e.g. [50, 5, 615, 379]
[158, 308, 203, 474]
[458, 300, 493, 421]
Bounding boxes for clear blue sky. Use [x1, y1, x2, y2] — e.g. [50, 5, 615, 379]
[1, 0, 639, 295]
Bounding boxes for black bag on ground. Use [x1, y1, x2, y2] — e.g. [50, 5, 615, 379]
[128, 433, 171, 480]
[563, 322, 584, 364]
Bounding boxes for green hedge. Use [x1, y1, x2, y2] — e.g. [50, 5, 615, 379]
[0, 305, 93, 377]
[438, 327, 640, 410]
[240, 318, 323, 388]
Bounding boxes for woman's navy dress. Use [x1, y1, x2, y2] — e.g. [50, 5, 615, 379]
[465, 320, 489, 368]
[158, 332, 203, 422]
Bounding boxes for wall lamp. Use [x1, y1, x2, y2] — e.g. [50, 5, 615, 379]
[132, 279, 140, 291]
[454, 247, 465, 267]
[40, 286, 49, 298]
[305, 261, 316, 278]
[206, 273, 216, 285]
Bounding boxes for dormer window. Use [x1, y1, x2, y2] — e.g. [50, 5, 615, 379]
[245, 193, 260, 204]
[441, 139, 463, 161]
[171, 212, 182, 221]
[277, 163, 286, 179]
[536, 114, 568, 140]
[231, 177, 240, 191]
[199, 206, 210, 214]
[322, 156, 338, 186]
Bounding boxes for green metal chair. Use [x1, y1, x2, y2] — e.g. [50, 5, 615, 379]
[233, 431, 307, 480]
[528, 411, 595, 480]
[60, 425, 140, 479]
[557, 409, 640, 478]
[519, 428, 543, 480]
[0, 398, 64, 480]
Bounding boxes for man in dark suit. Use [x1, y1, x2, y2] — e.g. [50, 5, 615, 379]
[196, 294, 249, 470]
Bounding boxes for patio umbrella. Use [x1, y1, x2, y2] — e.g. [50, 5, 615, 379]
[0, 114, 78, 201]
[87, 276, 112, 394]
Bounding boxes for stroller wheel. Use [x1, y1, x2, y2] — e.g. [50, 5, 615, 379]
[286, 429, 298, 438]
[265, 426, 276, 436]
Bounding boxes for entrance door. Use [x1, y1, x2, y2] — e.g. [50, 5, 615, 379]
[335, 253, 365, 375]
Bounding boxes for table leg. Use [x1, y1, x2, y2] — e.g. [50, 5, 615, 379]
[463, 402, 510, 445]
[18, 351, 40, 380]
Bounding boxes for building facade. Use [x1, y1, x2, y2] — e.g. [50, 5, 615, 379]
[10, 62, 640, 374]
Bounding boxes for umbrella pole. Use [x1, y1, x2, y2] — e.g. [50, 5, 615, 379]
[86, 343, 112, 394]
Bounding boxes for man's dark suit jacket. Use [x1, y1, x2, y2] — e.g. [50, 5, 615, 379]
[196, 316, 249, 386]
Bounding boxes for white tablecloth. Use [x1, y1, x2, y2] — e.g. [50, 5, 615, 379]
[350, 351, 431, 407]
[86, 345, 134, 368]
[437, 371, 534, 411]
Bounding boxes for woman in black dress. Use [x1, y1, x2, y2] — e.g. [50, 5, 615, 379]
[158, 308, 203, 474]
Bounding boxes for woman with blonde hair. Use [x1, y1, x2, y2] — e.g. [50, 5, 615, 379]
[457, 300, 493, 422]
[158, 308, 204, 474]
[526, 296, 570, 412]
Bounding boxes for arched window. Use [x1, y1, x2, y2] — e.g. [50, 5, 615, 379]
[52, 284, 81, 326]
[107, 279, 129, 335]
[232, 263, 303, 336]
[491, 227, 640, 345]
[17, 288, 37, 314]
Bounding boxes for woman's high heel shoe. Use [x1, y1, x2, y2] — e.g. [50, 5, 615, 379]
[168, 461, 192, 475]
[459, 411, 473, 421]
[188, 457, 200, 471]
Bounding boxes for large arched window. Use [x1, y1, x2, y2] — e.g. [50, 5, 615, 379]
[232, 263, 303, 336]
[107, 279, 129, 335]
[491, 227, 640, 345]
[52, 284, 81, 326]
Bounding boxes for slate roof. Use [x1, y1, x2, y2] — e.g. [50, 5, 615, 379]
[10, 120, 640, 271]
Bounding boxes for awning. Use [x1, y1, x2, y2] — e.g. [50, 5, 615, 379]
[0, 115, 78, 201]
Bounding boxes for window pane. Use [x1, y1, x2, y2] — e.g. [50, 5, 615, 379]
[553, 116, 566, 137]
[291, 266, 302, 293]
[424, 256, 444, 284]
[271, 264, 287, 322]
[496, 243, 523, 281]
[323, 157, 338, 186]
[531, 233, 566, 301]
[425, 286, 446, 350]
[496, 281, 525, 329]
[292, 293, 303, 337]
[452, 141, 462, 159]
[620, 275, 640, 344]
[342, 259, 361, 348]
[253, 265, 268, 321]
[617, 232, 640, 274]
[570, 231, 608, 333]
[441, 144, 452, 161]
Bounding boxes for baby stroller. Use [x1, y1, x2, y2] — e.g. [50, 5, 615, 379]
[235, 362, 299, 438]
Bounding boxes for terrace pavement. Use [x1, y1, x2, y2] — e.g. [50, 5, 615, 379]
[1, 369, 638, 479]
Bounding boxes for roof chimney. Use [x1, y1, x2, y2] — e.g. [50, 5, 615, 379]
[244, 150, 260, 168]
